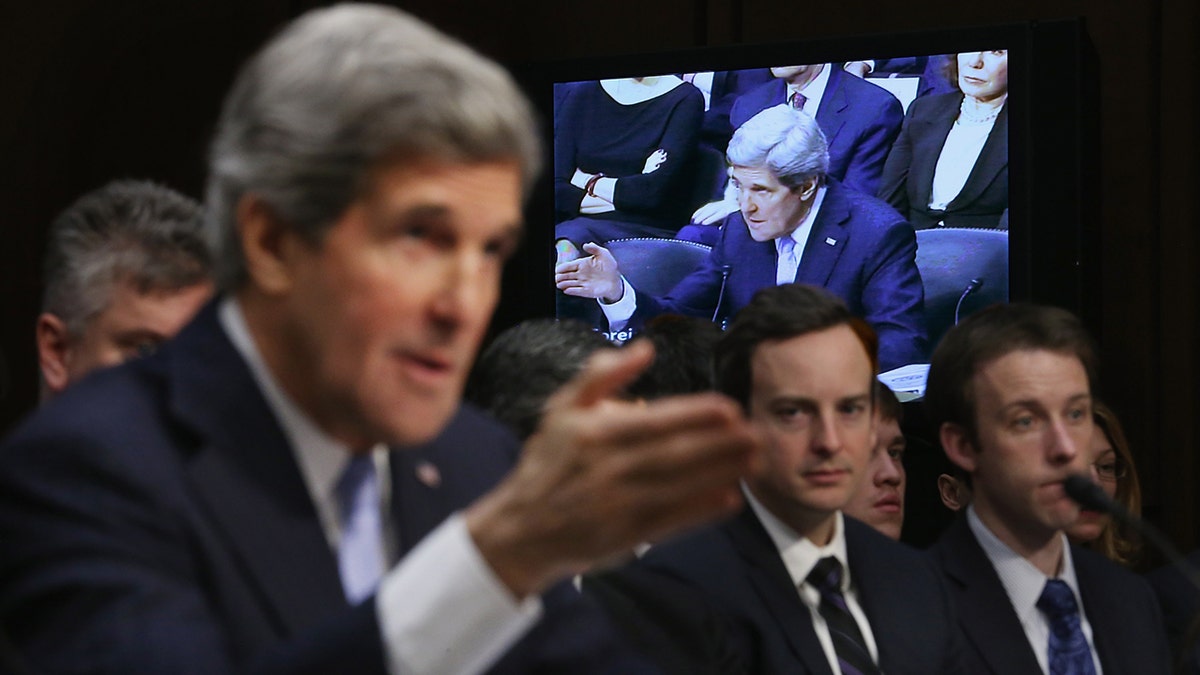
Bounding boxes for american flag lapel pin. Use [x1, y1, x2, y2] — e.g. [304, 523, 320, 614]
[825, 237, 838, 246]
[415, 461, 441, 488]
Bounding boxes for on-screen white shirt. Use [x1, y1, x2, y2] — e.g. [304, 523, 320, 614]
[746, 488, 880, 673]
[218, 298, 541, 675]
[785, 63, 832, 118]
[967, 505, 1103, 675]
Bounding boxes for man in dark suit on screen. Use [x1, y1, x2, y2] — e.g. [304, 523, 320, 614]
[556, 104, 927, 371]
[925, 303, 1171, 674]
[630, 284, 963, 674]
[0, 5, 761, 674]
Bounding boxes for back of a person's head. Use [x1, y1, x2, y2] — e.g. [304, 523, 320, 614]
[466, 319, 613, 440]
[715, 283, 877, 410]
[925, 302, 1097, 440]
[205, 3, 542, 293]
[41, 180, 210, 337]
[874, 379, 903, 424]
[627, 315, 722, 400]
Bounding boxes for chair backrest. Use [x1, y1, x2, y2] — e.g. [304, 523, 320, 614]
[915, 227, 1008, 350]
[605, 237, 712, 297]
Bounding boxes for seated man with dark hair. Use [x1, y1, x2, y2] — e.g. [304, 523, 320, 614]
[556, 104, 927, 371]
[36, 179, 213, 400]
[632, 283, 963, 673]
[925, 302, 1170, 673]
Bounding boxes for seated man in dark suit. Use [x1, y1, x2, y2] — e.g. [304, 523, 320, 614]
[0, 6, 762, 674]
[925, 303, 1171, 674]
[555, 104, 927, 371]
[35, 180, 213, 401]
[634, 283, 964, 674]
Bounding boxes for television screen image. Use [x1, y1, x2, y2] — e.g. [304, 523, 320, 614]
[550, 54, 1009, 376]
[504, 20, 1095, 393]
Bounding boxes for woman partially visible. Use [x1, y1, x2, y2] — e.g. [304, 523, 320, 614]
[1067, 401, 1143, 568]
[878, 51, 1009, 230]
[554, 76, 704, 249]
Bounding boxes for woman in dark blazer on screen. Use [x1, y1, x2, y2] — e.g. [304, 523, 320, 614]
[879, 51, 1009, 230]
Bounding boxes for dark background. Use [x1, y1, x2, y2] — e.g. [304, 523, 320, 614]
[1, 0, 1196, 552]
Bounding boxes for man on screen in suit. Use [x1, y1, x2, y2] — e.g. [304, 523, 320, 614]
[631, 284, 964, 674]
[925, 303, 1171, 674]
[0, 5, 762, 674]
[556, 104, 927, 371]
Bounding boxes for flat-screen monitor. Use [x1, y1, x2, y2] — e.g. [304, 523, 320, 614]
[502, 20, 1097, 387]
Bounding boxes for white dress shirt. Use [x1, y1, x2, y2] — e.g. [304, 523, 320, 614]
[746, 489, 880, 673]
[219, 299, 541, 675]
[928, 114, 998, 212]
[967, 506, 1103, 675]
[785, 64, 832, 119]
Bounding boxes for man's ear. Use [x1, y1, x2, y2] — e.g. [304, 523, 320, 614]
[36, 312, 72, 398]
[237, 194, 298, 296]
[940, 421, 978, 473]
[794, 176, 819, 202]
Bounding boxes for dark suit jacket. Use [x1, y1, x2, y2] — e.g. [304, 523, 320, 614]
[635, 181, 926, 370]
[0, 302, 646, 674]
[928, 517, 1171, 675]
[637, 509, 965, 674]
[878, 91, 1009, 230]
[729, 68, 904, 197]
[1147, 550, 1200, 674]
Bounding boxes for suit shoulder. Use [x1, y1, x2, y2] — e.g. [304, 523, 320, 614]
[906, 91, 963, 119]
[838, 71, 903, 111]
[640, 524, 739, 583]
[831, 183, 910, 229]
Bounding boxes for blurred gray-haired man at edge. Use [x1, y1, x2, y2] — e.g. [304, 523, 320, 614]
[35, 179, 214, 401]
[0, 5, 759, 675]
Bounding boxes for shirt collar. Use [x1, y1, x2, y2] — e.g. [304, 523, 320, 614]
[785, 63, 831, 115]
[967, 505, 1083, 626]
[774, 184, 828, 256]
[745, 484, 850, 592]
[218, 297, 387, 547]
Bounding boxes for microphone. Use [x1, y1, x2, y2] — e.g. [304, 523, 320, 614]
[1064, 473, 1200, 663]
[1063, 474, 1121, 515]
[712, 264, 733, 329]
[953, 278, 985, 325]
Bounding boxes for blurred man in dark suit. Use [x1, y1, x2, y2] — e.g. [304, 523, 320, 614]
[925, 303, 1170, 674]
[35, 179, 213, 400]
[0, 5, 759, 674]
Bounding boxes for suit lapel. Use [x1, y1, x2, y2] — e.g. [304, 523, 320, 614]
[939, 518, 1042, 675]
[170, 303, 348, 636]
[724, 509, 835, 675]
[910, 97, 960, 209]
[947, 103, 1009, 210]
[815, 67, 849, 149]
[1072, 548, 1122, 672]
[845, 520, 906, 668]
[794, 183, 850, 288]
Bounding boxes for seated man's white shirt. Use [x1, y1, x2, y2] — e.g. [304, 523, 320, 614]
[786, 63, 832, 118]
[219, 299, 541, 675]
[967, 506, 1103, 675]
[746, 488, 880, 673]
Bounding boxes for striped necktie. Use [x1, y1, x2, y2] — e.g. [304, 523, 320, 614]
[807, 556, 879, 675]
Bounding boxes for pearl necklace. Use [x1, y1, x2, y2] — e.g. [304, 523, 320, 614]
[957, 97, 1004, 125]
